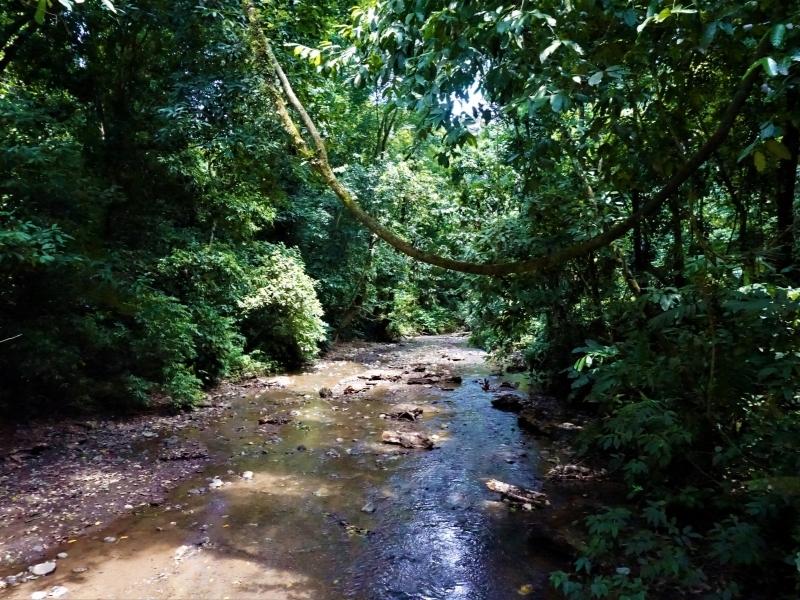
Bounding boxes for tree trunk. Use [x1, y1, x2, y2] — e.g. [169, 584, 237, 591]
[670, 196, 685, 285]
[776, 111, 799, 275]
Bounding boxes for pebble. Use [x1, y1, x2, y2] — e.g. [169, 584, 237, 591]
[50, 586, 70, 598]
[28, 562, 56, 577]
[123, 504, 134, 510]
[103, 536, 116, 544]
[56, 552, 68, 559]
[208, 478, 224, 489]
[71, 567, 87, 574]
[242, 471, 254, 480]
[31, 592, 47, 600]
[361, 502, 376, 514]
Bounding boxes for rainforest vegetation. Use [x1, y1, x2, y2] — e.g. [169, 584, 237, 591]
[1, 0, 799, 597]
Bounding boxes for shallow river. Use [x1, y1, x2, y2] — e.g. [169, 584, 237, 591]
[7, 336, 562, 599]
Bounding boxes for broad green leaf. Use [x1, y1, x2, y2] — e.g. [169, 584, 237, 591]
[539, 40, 561, 63]
[550, 92, 566, 113]
[34, 0, 49, 24]
[765, 139, 791, 160]
[700, 22, 718, 51]
[655, 8, 672, 23]
[770, 24, 786, 48]
[761, 57, 779, 77]
[753, 150, 766, 172]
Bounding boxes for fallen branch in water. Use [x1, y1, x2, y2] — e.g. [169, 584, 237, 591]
[486, 479, 550, 508]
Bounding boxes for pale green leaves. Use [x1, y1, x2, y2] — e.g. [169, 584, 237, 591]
[588, 71, 604, 86]
[770, 24, 786, 48]
[550, 92, 567, 113]
[738, 122, 793, 172]
[291, 44, 324, 67]
[34, 0, 49, 24]
[587, 66, 623, 87]
[539, 39, 583, 63]
[539, 40, 561, 63]
[637, 5, 697, 33]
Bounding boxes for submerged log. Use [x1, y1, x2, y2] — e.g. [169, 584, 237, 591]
[485, 479, 550, 508]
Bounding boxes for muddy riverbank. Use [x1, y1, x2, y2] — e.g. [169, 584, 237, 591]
[1, 335, 587, 599]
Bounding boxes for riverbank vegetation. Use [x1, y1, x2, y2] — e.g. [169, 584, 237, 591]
[1, 0, 798, 597]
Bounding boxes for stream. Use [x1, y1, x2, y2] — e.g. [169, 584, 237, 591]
[5, 335, 563, 599]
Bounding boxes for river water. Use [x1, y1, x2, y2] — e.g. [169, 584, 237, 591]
[6, 336, 562, 599]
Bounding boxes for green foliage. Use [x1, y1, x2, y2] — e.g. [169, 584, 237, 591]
[0, 0, 332, 413]
[2, 0, 800, 596]
[239, 245, 326, 366]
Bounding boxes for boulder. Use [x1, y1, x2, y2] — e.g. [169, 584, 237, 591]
[491, 393, 527, 412]
[407, 377, 436, 385]
[386, 404, 424, 421]
[381, 430, 434, 450]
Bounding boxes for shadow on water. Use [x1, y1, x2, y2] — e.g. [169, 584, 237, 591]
[5, 336, 566, 599]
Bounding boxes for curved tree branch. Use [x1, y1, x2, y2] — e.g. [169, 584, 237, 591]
[246, 4, 766, 276]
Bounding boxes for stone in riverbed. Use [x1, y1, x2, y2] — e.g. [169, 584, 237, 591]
[491, 393, 527, 412]
[361, 502, 376, 514]
[103, 536, 117, 544]
[56, 552, 68, 559]
[406, 377, 436, 385]
[318, 387, 333, 398]
[381, 430, 434, 450]
[28, 562, 56, 577]
[386, 404, 424, 421]
[242, 471, 254, 480]
[50, 586, 69, 599]
[258, 413, 292, 425]
[31, 592, 48, 600]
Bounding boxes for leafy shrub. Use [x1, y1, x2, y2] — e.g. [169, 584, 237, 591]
[554, 266, 800, 598]
[239, 244, 327, 367]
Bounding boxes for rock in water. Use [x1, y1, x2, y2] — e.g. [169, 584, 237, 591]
[318, 387, 333, 398]
[242, 471, 254, 480]
[485, 479, 549, 509]
[258, 413, 292, 425]
[31, 592, 48, 600]
[381, 430, 434, 450]
[491, 393, 526, 412]
[50, 586, 69, 599]
[28, 562, 56, 577]
[387, 404, 424, 421]
[406, 377, 436, 385]
[103, 536, 117, 544]
[361, 502, 376, 513]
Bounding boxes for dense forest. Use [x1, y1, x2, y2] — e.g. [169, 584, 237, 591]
[1, 0, 799, 597]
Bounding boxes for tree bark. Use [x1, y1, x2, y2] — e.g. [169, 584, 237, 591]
[776, 111, 799, 274]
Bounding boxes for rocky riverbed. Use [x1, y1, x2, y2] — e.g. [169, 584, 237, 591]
[1, 335, 601, 599]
